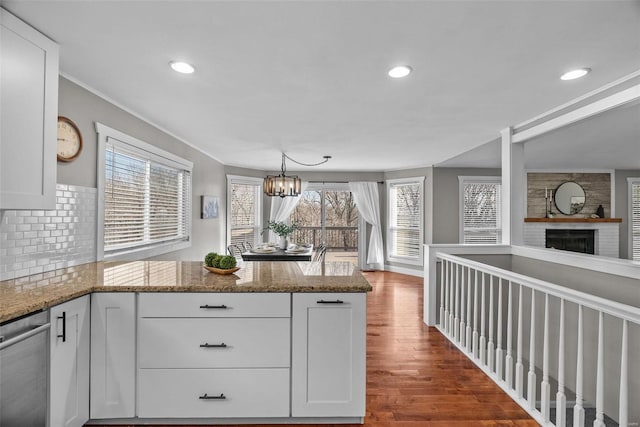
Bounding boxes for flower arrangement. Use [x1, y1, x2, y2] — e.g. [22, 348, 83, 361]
[267, 220, 299, 237]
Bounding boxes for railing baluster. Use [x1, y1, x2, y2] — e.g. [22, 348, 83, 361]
[440, 259, 446, 329]
[619, 319, 628, 427]
[480, 273, 487, 364]
[466, 268, 473, 352]
[515, 284, 524, 398]
[496, 278, 504, 381]
[527, 289, 537, 409]
[448, 261, 454, 335]
[460, 266, 466, 344]
[573, 304, 585, 427]
[505, 281, 514, 388]
[472, 269, 479, 358]
[556, 299, 566, 427]
[487, 275, 495, 371]
[541, 293, 551, 422]
[454, 264, 460, 342]
[594, 311, 605, 427]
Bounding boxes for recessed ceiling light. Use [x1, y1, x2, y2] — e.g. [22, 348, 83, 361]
[388, 65, 412, 78]
[560, 68, 591, 81]
[170, 61, 195, 74]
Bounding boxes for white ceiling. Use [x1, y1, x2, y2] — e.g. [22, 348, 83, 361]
[4, 0, 640, 172]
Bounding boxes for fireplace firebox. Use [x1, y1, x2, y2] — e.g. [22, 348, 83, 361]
[545, 229, 595, 255]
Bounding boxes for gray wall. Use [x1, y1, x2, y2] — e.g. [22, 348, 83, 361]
[616, 169, 640, 259]
[432, 167, 501, 244]
[58, 77, 227, 261]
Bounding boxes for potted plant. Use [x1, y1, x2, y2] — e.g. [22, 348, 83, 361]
[267, 221, 299, 249]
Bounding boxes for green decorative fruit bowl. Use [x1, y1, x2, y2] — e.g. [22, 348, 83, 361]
[203, 266, 240, 275]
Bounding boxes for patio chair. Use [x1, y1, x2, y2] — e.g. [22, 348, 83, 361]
[227, 244, 243, 258]
[313, 243, 327, 262]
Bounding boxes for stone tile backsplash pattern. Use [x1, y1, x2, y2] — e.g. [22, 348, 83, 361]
[0, 184, 96, 281]
[527, 172, 611, 218]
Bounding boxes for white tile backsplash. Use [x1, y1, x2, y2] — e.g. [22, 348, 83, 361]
[0, 184, 97, 281]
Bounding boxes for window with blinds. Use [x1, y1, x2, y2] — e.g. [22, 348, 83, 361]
[630, 179, 640, 261]
[103, 137, 191, 255]
[460, 177, 502, 244]
[387, 177, 424, 265]
[228, 176, 263, 250]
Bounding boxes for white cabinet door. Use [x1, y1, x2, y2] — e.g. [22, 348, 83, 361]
[50, 295, 90, 427]
[291, 293, 367, 417]
[0, 9, 58, 209]
[90, 293, 136, 419]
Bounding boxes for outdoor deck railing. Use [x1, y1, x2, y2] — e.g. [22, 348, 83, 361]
[291, 226, 357, 251]
[435, 252, 640, 427]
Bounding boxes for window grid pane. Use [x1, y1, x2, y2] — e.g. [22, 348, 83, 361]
[632, 182, 640, 261]
[104, 143, 191, 252]
[463, 181, 502, 244]
[389, 182, 422, 259]
[230, 182, 261, 248]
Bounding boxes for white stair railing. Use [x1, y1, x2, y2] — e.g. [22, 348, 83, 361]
[435, 252, 640, 427]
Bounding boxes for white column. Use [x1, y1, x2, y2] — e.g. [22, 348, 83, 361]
[460, 266, 466, 344]
[487, 275, 495, 371]
[466, 269, 473, 352]
[501, 127, 525, 245]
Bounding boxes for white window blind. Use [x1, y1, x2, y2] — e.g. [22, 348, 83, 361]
[228, 176, 262, 250]
[104, 138, 191, 254]
[387, 178, 424, 264]
[460, 177, 502, 244]
[631, 180, 640, 261]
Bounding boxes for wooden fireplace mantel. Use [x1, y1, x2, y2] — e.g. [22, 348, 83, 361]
[524, 217, 622, 223]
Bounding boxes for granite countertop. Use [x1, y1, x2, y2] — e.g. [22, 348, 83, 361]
[0, 260, 372, 323]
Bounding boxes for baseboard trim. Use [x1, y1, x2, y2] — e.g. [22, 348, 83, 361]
[384, 264, 424, 278]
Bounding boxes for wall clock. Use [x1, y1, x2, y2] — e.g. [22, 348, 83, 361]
[57, 116, 83, 162]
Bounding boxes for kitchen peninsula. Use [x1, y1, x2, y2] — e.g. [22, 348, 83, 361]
[0, 261, 371, 425]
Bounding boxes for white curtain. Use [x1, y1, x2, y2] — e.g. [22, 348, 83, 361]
[349, 181, 384, 270]
[268, 181, 308, 242]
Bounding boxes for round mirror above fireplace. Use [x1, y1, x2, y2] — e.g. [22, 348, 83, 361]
[554, 181, 586, 215]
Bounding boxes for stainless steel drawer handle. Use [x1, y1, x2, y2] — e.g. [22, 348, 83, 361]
[57, 312, 66, 342]
[199, 304, 228, 309]
[199, 393, 226, 400]
[317, 299, 344, 304]
[199, 342, 227, 348]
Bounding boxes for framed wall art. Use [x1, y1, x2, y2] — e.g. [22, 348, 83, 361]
[201, 195, 219, 219]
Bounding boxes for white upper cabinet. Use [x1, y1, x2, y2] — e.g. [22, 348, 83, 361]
[0, 8, 58, 209]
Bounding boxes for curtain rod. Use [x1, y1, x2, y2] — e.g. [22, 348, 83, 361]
[307, 180, 384, 184]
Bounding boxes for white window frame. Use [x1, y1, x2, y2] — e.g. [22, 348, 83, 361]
[96, 122, 193, 261]
[226, 175, 264, 249]
[386, 176, 425, 266]
[459, 176, 502, 244]
[628, 177, 640, 261]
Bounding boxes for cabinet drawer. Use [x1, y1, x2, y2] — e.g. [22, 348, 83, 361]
[138, 293, 290, 318]
[138, 368, 289, 418]
[139, 318, 290, 368]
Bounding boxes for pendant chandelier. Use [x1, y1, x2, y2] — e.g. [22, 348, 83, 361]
[264, 153, 331, 197]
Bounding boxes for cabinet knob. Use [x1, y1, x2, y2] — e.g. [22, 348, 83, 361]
[199, 342, 227, 348]
[199, 304, 228, 309]
[199, 393, 226, 400]
[317, 299, 344, 304]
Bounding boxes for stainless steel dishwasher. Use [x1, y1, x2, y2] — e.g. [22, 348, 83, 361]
[0, 310, 50, 427]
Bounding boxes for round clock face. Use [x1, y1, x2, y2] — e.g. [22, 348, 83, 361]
[57, 117, 82, 162]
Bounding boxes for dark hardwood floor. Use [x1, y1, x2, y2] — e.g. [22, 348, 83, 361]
[104, 271, 537, 427]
